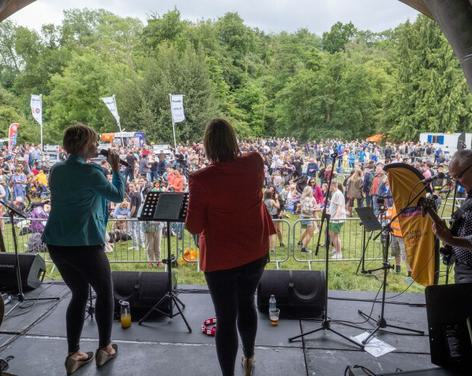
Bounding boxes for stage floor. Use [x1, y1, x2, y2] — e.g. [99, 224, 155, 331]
[0, 282, 441, 375]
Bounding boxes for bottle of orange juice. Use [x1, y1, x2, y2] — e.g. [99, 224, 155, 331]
[119, 300, 132, 329]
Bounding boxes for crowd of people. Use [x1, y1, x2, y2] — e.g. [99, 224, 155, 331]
[0, 138, 454, 264]
[5, 124, 471, 376]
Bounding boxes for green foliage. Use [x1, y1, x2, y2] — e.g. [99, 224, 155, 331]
[322, 22, 357, 53]
[0, 9, 471, 144]
[384, 16, 472, 140]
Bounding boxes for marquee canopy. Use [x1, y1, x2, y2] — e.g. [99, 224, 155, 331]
[0, 0, 35, 22]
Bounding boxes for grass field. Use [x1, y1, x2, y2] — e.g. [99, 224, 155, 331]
[5, 206, 453, 295]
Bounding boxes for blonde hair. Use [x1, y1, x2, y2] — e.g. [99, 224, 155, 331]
[63, 123, 98, 155]
[301, 186, 313, 199]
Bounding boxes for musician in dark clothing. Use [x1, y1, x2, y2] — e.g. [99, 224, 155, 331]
[433, 149, 472, 283]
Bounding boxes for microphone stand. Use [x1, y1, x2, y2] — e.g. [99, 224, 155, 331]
[443, 181, 459, 284]
[289, 152, 364, 350]
[1, 201, 59, 318]
[357, 179, 430, 345]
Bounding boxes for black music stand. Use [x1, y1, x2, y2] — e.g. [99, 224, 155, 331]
[137, 191, 191, 332]
[355, 206, 382, 275]
[1, 200, 59, 318]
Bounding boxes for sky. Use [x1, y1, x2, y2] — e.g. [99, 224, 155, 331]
[9, 0, 419, 35]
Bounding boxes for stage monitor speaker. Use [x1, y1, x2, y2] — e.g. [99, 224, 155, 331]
[425, 283, 472, 372]
[0, 253, 45, 292]
[257, 270, 325, 318]
[112, 271, 177, 321]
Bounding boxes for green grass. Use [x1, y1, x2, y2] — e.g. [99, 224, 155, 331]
[8, 208, 450, 295]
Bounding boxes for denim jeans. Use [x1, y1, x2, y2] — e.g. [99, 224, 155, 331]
[130, 220, 145, 249]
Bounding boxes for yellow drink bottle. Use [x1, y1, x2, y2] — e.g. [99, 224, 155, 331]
[119, 300, 132, 329]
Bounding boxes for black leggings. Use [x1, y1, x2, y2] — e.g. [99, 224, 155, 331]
[48, 245, 114, 354]
[204, 256, 267, 376]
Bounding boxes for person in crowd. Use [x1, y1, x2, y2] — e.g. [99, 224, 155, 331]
[363, 161, 374, 207]
[128, 182, 145, 251]
[157, 152, 168, 177]
[29, 201, 50, 234]
[329, 182, 346, 259]
[292, 182, 303, 212]
[432, 149, 472, 283]
[386, 201, 412, 278]
[112, 200, 131, 231]
[309, 177, 324, 207]
[264, 187, 284, 251]
[42, 123, 124, 375]
[186, 118, 275, 376]
[298, 185, 319, 253]
[143, 184, 163, 268]
[138, 153, 150, 181]
[345, 168, 364, 216]
[11, 166, 27, 200]
[124, 151, 137, 182]
[370, 163, 385, 216]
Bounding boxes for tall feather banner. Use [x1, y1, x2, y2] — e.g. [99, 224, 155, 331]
[385, 163, 438, 286]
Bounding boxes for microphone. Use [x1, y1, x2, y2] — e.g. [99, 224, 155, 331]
[421, 172, 446, 184]
[99, 149, 130, 167]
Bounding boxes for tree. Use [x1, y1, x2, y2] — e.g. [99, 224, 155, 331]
[385, 16, 472, 140]
[117, 44, 218, 144]
[322, 22, 357, 53]
[274, 52, 386, 139]
[141, 9, 186, 51]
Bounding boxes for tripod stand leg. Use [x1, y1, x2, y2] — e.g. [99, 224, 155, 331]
[384, 322, 424, 335]
[289, 322, 364, 350]
[362, 325, 381, 345]
[170, 295, 192, 333]
[173, 294, 186, 310]
[328, 326, 364, 349]
[288, 326, 325, 342]
[138, 293, 169, 325]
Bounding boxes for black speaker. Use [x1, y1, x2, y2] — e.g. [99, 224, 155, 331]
[112, 271, 177, 321]
[425, 283, 472, 371]
[0, 253, 46, 292]
[257, 270, 326, 318]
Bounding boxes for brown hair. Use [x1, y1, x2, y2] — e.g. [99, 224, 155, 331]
[63, 123, 98, 155]
[203, 118, 240, 163]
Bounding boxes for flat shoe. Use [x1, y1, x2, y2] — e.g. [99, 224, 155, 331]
[96, 344, 118, 368]
[241, 356, 255, 376]
[65, 352, 94, 375]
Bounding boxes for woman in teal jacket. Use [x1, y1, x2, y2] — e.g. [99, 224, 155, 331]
[42, 123, 124, 375]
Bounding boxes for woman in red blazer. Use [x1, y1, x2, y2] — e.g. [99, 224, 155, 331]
[186, 118, 275, 376]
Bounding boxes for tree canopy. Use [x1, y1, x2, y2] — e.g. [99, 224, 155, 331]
[0, 9, 471, 144]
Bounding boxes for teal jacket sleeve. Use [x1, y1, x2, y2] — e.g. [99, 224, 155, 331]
[90, 170, 125, 203]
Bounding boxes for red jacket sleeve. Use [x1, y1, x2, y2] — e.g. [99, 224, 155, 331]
[185, 175, 206, 234]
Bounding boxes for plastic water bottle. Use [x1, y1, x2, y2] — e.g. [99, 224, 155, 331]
[269, 294, 277, 313]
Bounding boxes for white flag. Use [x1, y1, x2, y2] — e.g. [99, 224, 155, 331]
[101, 95, 120, 125]
[170, 94, 185, 123]
[30, 95, 42, 126]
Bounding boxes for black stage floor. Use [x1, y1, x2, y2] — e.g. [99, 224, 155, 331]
[0, 282, 444, 375]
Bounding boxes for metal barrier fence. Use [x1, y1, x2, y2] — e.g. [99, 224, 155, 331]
[1, 217, 386, 272]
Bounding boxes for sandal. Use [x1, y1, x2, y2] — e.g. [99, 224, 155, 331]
[65, 352, 94, 375]
[96, 343, 118, 368]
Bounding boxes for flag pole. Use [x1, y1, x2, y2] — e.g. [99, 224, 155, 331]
[169, 94, 177, 150]
[113, 94, 122, 132]
[40, 94, 43, 152]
